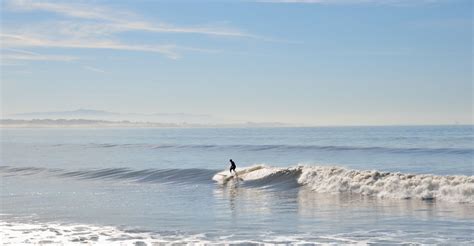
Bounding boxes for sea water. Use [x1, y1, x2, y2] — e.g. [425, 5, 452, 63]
[0, 126, 473, 244]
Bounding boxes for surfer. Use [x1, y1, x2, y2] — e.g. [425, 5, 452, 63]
[229, 159, 237, 175]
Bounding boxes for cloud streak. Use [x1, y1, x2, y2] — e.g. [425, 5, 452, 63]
[83, 66, 106, 73]
[6, 0, 130, 21]
[5, 0, 253, 37]
[1, 34, 182, 59]
[258, 0, 449, 5]
[1, 48, 78, 62]
[1, 0, 254, 60]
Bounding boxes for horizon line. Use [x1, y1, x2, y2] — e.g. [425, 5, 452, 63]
[0, 118, 471, 128]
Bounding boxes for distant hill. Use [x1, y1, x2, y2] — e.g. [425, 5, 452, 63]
[8, 109, 215, 124]
[0, 119, 295, 128]
[13, 109, 118, 117]
[0, 119, 180, 128]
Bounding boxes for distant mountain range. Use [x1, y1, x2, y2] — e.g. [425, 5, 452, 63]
[0, 119, 293, 128]
[1, 109, 294, 127]
[0, 119, 182, 128]
[13, 109, 118, 117]
[7, 109, 215, 124]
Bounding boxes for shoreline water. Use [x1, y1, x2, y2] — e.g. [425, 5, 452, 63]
[2, 219, 473, 245]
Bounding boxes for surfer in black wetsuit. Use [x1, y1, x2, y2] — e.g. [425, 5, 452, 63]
[229, 159, 236, 175]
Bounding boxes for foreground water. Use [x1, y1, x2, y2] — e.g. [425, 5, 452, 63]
[1, 126, 473, 244]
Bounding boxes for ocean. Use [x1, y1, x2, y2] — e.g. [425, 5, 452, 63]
[1, 126, 473, 245]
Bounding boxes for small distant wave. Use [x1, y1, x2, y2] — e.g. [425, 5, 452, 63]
[0, 166, 216, 185]
[79, 143, 473, 155]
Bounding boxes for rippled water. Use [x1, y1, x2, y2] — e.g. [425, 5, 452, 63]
[1, 126, 473, 244]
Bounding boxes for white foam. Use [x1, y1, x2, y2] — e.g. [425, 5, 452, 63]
[0, 220, 316, 245]
[0, 220, 224, 245]
[298, 165, 474, 203]
[2, 220, 472, 245]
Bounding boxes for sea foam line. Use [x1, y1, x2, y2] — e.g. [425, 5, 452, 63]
[2, 220, 471, 245]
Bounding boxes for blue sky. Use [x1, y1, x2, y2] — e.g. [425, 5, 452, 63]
[1, 0, 472, 125]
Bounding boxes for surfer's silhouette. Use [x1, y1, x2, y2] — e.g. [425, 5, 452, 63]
[229, 159, 237, 175]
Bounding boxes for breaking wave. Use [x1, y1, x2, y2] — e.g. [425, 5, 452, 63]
[1, 164, 473, 203]
[214, 165, 474, 203]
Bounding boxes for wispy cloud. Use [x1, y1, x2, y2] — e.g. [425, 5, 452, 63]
[1, 0, 252, 60]
[6, 0, 131, 21]
[258, 0, 345, 3]
[2, 53, 77, 61]
[1, 34, 182, 59]
[5, 0, 253, 37]
[258, 0, 450, 5]
[83, 66, 106, 73]
[2, 48, 78, 61]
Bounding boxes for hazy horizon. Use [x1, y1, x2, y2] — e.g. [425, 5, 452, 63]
[1, 108, 472, 127]
[1, 0, 472, 126]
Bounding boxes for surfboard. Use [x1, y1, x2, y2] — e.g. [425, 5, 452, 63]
[216, 165, 264, 184]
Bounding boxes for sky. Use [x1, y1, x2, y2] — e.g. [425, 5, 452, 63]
[1, 0, 472, 125]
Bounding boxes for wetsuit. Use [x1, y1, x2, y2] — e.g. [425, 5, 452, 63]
[229, 159, 236, 174]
